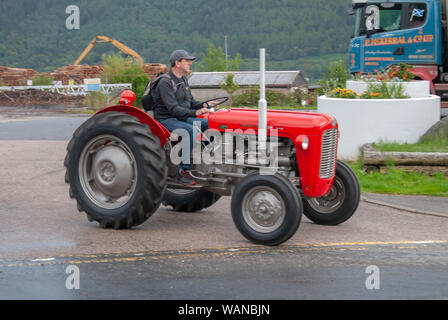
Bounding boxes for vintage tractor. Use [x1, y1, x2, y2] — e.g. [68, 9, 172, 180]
[64, 90, 360, 246]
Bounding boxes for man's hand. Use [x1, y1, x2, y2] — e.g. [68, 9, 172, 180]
[196, 108, 211, 116]
[203, 101, 218, 108]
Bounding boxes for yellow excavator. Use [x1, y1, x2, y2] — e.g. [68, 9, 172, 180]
[73, 35, 145, 66]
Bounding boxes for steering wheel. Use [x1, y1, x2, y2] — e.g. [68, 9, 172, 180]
[192, 97, 229, 109]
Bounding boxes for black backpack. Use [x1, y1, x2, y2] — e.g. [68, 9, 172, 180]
[141, 72, 177, 111]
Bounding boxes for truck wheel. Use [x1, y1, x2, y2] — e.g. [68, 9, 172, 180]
[231, 173, 302, 246]
[303, 160, 360, 225]
[64, 112, 167, 229]
[163, 189, 221, 212]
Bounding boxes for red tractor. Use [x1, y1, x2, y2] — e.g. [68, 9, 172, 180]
[64, 90, 360, 246]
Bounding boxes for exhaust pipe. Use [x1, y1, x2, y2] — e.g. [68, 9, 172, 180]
[258, 48, 267, 154]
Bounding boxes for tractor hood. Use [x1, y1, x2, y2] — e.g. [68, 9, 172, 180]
[206, 108, 337, 136]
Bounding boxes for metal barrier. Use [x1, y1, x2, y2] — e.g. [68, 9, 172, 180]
[0, 84, 132, 96]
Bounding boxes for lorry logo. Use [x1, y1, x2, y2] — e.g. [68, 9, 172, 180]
[365, 35, 434, 46]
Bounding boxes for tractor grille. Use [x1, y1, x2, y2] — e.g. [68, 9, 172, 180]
[319, 129, 338, 179]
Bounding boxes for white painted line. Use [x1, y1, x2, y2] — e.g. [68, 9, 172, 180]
[31, 258, 56, 262]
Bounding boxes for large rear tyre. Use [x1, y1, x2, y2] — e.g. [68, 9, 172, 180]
[231, 173, 302, 246]
[303, 160, 360, 225]
[163, 189, 221, 212]
[64, 112, 167, 229]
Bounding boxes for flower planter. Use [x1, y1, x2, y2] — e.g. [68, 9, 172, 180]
[317, 95, 440, 160]
[346, 80, 430, 99]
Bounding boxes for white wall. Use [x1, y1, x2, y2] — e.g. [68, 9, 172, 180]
[318, 95, 440, 160]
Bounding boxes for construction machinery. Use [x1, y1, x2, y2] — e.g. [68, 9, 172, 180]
[73, 35, 145, 66]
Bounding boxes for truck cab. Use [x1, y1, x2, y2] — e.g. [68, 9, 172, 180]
[349, 0, 442, 82]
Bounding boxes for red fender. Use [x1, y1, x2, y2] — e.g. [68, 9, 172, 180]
[94, 105, 171, 147]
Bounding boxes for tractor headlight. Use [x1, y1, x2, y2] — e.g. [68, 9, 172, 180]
[296, 135, 309, 150]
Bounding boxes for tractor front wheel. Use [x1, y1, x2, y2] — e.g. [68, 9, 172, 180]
[231, 173, 302, 246]
[303, 160, 360, 225]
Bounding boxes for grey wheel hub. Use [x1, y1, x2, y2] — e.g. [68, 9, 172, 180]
[307, 176, 345, 214]
[79, 135, 137, 209]
[242, 186, 285, 233]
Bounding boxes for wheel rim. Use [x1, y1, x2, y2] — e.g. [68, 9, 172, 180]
[242, 186, 285, 233]
[307, 176, 345, 214]
[79, 135, 138, 209]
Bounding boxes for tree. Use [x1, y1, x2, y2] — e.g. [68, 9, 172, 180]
[220, 73, 239, 106]
[197, 44, 242, 72]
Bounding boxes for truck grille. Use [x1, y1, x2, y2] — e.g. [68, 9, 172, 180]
[319, 129, 338, 179]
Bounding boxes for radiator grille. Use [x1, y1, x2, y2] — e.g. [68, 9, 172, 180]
[319, 129, 338, 179]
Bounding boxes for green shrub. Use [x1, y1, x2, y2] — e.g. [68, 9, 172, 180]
[363, 82, 408, 99]
[101, 53, 149, 108]
[83, 91, 107, 110]
[318, 60, 350, 95]
[233, 86, 309, 107]
[30, 75, 54, 86]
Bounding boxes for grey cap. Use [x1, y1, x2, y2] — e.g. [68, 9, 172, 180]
[169, 49, 196, 64]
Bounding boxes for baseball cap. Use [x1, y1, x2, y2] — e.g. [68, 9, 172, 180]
[169, 50, 196, 64]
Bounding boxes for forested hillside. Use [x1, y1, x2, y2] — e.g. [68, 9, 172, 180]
[0, 0, 354, 80]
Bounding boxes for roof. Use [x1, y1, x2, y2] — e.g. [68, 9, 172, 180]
[188, 71, 307, 88]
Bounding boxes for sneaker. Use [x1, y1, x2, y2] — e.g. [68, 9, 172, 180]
[176, 169, 196, 185]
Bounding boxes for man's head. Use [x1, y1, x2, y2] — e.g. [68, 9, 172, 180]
[169, 49, 196, 75]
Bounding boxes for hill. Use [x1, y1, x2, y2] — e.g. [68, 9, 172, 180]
[0, 0, 354, 80]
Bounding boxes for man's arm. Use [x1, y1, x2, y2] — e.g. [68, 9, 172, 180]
[158, 79, 197, 121]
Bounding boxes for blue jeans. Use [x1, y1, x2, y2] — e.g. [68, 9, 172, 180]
[159, 117, 209, 170]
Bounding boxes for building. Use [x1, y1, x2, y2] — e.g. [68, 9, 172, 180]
[188, 71, 308, 102]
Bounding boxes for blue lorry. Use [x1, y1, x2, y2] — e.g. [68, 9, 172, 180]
[349, 0, 448, 111]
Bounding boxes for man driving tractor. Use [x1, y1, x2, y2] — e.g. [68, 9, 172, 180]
[153, 49, 212, 185]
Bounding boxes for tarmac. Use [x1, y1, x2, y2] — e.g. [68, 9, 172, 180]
[362, 193, 447, 218]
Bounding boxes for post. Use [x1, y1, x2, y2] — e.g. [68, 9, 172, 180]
[258, 48, 267, 155]
[225, 36, 228, 71]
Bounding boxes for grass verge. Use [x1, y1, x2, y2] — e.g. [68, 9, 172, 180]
[349, 163, 448, 197]
[373, 137, 448, 153]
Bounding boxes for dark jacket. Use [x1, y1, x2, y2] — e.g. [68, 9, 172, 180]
[154, 70, 203, 121]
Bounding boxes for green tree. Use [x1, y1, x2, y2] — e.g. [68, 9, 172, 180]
[101, 53, 149, 108]
[318, 60, 350, 95]
[219, 73, 239, 106]
[197, 44, 242, 72]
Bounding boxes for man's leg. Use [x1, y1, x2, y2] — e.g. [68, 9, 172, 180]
[159, 118, 194, 171]
[159, 118, 199, 185]
[185, 117, 209, 132]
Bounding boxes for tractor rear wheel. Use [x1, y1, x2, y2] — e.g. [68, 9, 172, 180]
[163, 189, 221, 212]
[64, 111, 167, 228]
[231, 173, 302, 246]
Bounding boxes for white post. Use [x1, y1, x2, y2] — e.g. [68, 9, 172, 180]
[258, 48, 267, 155]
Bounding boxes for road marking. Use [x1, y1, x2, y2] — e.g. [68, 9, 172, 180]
[1, 240, 448, 269]
[31, 258, 55, 262]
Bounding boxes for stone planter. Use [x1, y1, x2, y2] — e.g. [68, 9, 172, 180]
[317, 95, 440, 160]
[346, 80, 430, 98]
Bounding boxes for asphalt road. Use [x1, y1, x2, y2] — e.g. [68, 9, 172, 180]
[0, 113, 447, 300]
